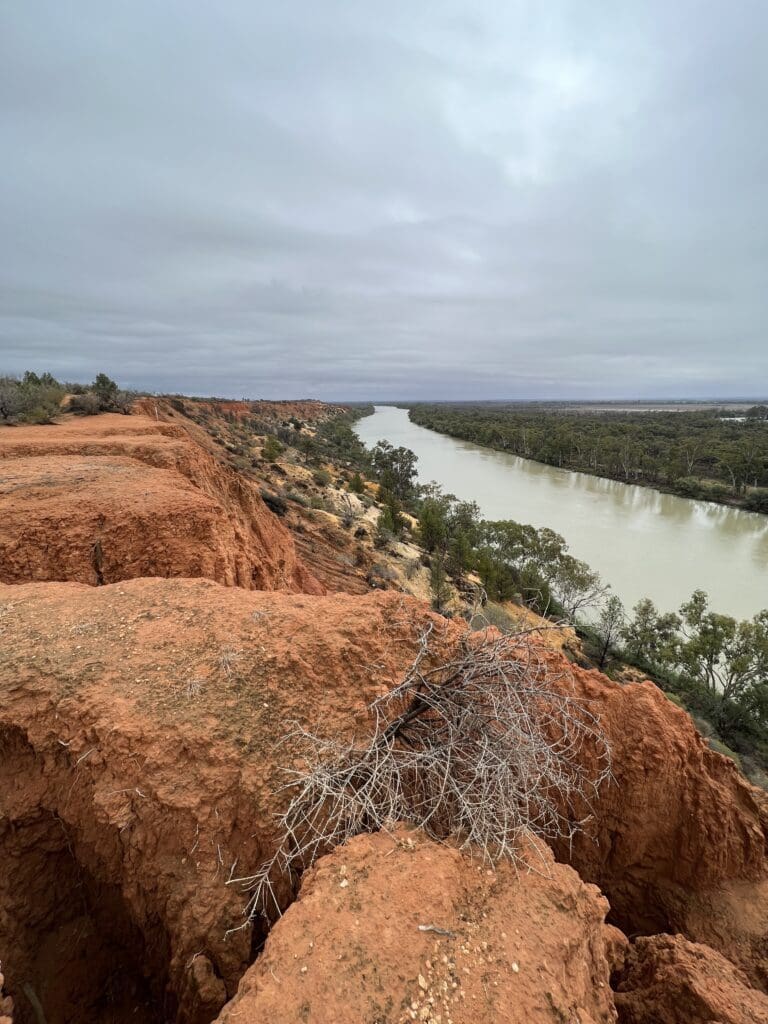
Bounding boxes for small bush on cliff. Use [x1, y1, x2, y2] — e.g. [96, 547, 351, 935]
[0, 371, 65, 424]
[111, 389, 135, 414]
[0, 376, 24, 421]
[92, 372, 118, 407]
[70, 392, 102, 416]
[262, 436, 284, 463]
[349, 472, 366, 494]
[229, 628, 611, 927]
[260, 489, 287, 516]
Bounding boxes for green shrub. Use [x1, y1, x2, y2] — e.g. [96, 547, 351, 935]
[702, 480, 731, 500]
[23, 402, 60, 425]
[707, 737, 742, 767]
[745, 488, 768, 513]
[675, 477, 706, 499]
[262, 436, 284, 463]
[0, 372, 65, 424]
[468, 601, 516, 633]
[92, 373, 119, 407]
[70, 392, 102, 416]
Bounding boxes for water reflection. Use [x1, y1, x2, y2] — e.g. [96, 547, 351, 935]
[354, 406, 768, 619]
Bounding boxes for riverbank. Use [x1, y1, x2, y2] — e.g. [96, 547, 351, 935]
[407, 402, 768, 515]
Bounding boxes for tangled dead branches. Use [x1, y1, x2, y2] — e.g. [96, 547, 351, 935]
[228, 625, 611, 928]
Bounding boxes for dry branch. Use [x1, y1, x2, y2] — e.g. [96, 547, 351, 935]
[227, 626, 611, 930]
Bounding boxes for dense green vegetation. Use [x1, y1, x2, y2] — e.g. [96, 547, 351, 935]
[0, 370, 133, 423]
[408, 403, 768, 512]
[616, 592, 768, 778]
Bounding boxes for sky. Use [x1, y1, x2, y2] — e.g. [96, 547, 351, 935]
[1, 2, 767, 400]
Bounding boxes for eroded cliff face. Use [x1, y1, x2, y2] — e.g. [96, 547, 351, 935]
[1, 577, 767, 1023]
[162, 397, 349, 427]
[613, 934, 768, 1024]
[0, 414, 322, 593]
[0, 581, 447, 1023]
[543, 654, 768, 947]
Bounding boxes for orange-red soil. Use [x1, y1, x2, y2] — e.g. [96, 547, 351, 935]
[613, 933, 768, 1024]
[0, 415, 321, 593]
[217, 828, 617, 1024]
[0, 580, 446, 1023]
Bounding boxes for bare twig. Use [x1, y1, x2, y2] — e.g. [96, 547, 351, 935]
[227, 628, 611, 932]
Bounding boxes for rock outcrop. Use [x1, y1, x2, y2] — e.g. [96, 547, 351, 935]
[613, 933, 768, 1024]
[542, 652, 768, 967]
[216, 827, 617, 1024]
[0, 415, 321, 593]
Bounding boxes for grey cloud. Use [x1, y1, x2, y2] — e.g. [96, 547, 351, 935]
[1, 0, 766, 399]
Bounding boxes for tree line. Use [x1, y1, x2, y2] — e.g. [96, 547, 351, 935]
[0, 370, 133, 424]
[408, 403, 768, 513]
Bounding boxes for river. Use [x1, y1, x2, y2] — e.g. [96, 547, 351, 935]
[354, 406, 768, 620]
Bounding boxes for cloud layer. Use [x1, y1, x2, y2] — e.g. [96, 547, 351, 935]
[1, 1, 766, 398]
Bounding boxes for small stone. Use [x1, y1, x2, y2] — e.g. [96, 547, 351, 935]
[339, 879, 349, 888]
[512, 962, 520, 973]
[300, 966, 307, 974]
[418, 974, 428, 990]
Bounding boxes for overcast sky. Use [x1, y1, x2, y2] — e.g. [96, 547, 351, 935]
[1, 2, 766, 399]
